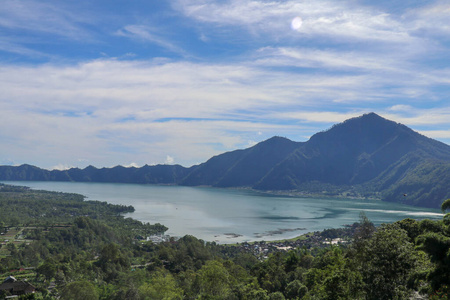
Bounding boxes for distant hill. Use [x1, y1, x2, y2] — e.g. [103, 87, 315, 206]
[0, 163, 189, 184]
[1, 113, 449, 208]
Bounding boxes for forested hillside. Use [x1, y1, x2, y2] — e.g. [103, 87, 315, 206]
[1, 113, 450, 208]
[1, 184, 450, 299]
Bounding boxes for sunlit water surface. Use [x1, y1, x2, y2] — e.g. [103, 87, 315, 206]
[2, 181, 443, 243]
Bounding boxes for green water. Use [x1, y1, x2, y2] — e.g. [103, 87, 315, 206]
[2, 181, 443, 243]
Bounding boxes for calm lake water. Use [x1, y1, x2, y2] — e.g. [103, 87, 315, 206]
[2, 181, 443, 243]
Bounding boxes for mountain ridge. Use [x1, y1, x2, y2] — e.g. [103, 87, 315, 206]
[1, 113, 449, 208]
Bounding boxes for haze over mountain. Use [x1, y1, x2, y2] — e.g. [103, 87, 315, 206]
[1, 113, 449, 208]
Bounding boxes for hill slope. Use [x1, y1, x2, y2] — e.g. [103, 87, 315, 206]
[1, 113, 449, 208]
[252, 113, 450, 207]
[180, 136, 301, 187]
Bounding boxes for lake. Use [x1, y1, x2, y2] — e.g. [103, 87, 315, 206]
[1, 181, 443, 243]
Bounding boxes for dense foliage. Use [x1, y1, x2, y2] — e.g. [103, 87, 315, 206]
[0, 184, 134, 225]
[1, 185, 449, 299]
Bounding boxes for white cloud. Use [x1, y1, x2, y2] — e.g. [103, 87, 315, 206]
[0, 39, 50, 58]
[0, 0, 94, 40]
[173, 0, 416, 44]
[116, 25, 189, 56]
[165, 155, 175, 165]
[382, 112, 450, 126]
[419, 130, 450, 140]
[406, 2, 450, 36]
[253, 47, 407, 72]
[274, 111, 366, 124]
[52, 164, 74, 171]
[123, 162, 140, 168]
[247, 140, 257, 147]
[0, 55, 449, 169]
[388, 105, 414, 112]
[276, 108, 450, 128]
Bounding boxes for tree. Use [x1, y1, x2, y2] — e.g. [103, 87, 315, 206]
[416, 232, 450, 291]
[97, 243, 129, 269]
[350, 212, 376, 258]
[6, 243, 17, 256]
[245, 288, 269, 300]
[268, 291, 285, 300]
[441, 199, 450, 212]
[354, 212, 375, 241]
[60, 281, 99, 300]
[36, 259, 57, 282]
[415, 200, 450, 292]
[285, 280, 307, 299]
[197, 260, 231, 298]
[304, 247, 364, 299]
[285, 251, 300, 273]
[396, 218, 421, 240]
[321, 265, 364, 300]
[359, 224, 418, 300]
[139, 269, 183, 300]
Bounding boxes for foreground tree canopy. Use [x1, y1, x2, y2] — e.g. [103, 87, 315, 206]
[0, 184, 449, 299]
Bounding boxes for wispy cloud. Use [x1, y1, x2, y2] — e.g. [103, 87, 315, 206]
[1, 56, 449, 168]
[0, 0, 93, 40]
[0, 39, 49, 58]
[173, 0, 416, 44]
[253, 47, 407, 72]
[383, 107, 450, 126]
[116, 25, 189, 57]
[420, 130, 450, 140]
[272, 111, 367, 124]
[0, 0, 100, 59]
[406, 1, 450, 37]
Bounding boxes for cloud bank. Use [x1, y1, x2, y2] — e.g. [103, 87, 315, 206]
[0, 0, 449, 169]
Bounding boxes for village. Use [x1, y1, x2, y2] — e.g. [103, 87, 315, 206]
[146, 222, 360, 260]
[229, 230, 351, 259]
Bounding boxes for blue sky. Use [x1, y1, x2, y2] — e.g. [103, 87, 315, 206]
[1, 0, 449, 170]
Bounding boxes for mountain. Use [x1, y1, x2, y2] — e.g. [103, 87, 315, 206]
[180, 136, 301, 187]
[1, 113, 449, 208]
[252, 113, 450, 208]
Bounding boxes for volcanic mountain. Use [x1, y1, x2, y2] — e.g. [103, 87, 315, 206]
[1, 113, 449, 208]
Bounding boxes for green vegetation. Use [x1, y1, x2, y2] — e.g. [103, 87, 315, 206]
[1, 183, 449, 299]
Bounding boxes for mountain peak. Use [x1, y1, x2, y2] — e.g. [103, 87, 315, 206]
[309, 112, 406, 145]
[360, 112, 383, 119]
[256, 136, 294, 147]
[335, 112, 394, 129]
[83, 165, 98, 171]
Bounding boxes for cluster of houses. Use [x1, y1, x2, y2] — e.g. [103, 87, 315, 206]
[0, 276, 36, 297]
[146, 234, 171, 243]
[144, 228, 354, 259]
[232, 231, 350, 259]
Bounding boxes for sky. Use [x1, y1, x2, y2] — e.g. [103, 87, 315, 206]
[1, 0, 450, 170]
